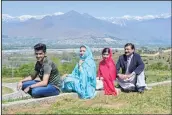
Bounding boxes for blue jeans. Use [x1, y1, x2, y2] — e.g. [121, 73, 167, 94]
[22, 80, 60, 98]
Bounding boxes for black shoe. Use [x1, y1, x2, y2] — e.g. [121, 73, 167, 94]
[122, 86, 136, 93]
[137, 86, 145, 93]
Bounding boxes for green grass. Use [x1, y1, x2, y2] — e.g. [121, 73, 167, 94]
[2, 77, 22, 83]
[2, 86, 14, 95]
[43, 84, 172, 114]
[2, 84, 171, 114]
[145, 70, 171, 83]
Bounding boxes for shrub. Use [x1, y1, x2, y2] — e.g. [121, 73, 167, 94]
[147, 62, 169, 70]
[2, 66, 12, 77]
[15, 63, 35, 77]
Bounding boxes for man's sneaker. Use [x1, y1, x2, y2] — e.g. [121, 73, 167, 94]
[122, 86, 136, 93]
[137, 86, 145, 93]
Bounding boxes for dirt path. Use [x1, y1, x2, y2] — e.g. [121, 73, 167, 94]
[2, 82, 18, 92]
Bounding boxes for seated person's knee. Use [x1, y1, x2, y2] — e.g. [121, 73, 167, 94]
[31, 89, 41, 98]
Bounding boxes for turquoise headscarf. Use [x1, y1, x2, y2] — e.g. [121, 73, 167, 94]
[79, 45, 93, 60]
[62, 45, 97, 99]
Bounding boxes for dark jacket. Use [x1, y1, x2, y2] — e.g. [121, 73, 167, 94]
[116, 53, 144, 75]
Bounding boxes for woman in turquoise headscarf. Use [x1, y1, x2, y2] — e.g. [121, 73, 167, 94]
[61, 45, 97, 99]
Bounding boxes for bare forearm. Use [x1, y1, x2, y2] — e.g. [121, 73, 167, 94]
[30, 81, 48, 88]
[30, 74, 49, 88]
[117, 73, 124, 76]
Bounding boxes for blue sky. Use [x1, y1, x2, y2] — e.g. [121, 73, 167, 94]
[2, 1, 171, 17]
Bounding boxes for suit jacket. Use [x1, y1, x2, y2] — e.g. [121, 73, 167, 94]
[116, 53, 144, 75]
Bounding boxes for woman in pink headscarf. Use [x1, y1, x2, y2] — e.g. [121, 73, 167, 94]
[97, 48, 119, 96]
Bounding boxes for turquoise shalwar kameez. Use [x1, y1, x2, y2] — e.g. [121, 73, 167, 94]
[62, 45, 96, 99]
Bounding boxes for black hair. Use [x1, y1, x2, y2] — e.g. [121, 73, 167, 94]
[102, 48, 110, 55]
[80, 45, 86, 49]
[34, 43, 46, 53]
[124, 43, 135, 50]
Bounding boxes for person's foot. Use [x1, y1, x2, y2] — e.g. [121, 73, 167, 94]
[116, 88, 121, 95]
[137, 86, 145, 93]
[122, 86, 136, 93]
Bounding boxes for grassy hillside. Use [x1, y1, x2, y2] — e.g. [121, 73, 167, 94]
[2, 84, 171, 114]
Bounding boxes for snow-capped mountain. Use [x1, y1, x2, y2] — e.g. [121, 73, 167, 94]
[2, 11, 171, 47]
[96, 13, 171, 26]
[2, 12, 64, 22]
[3, 12, 171, 25]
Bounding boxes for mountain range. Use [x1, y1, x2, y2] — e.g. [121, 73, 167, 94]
[2, 10, 171, 48]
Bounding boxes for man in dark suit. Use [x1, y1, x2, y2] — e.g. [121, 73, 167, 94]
[116, 43, 146, 93]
